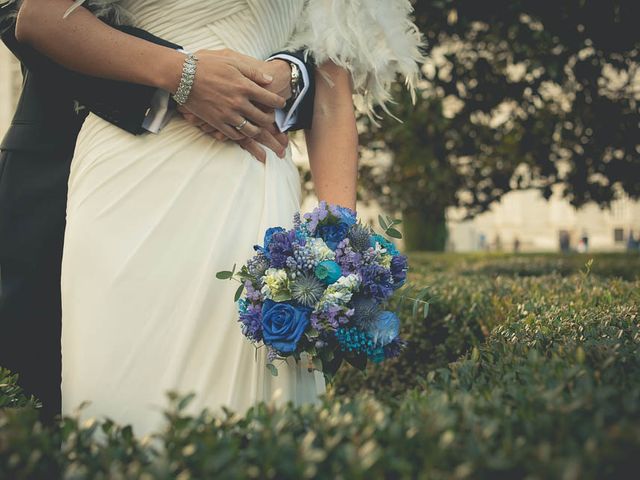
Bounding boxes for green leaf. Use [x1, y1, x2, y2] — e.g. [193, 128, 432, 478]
[234, 283, 244, 302]
[412, 298, 420, 322]
[387, 227, 402, 239]
[216, 270, 234, 280]
[422, 301, 430, 320]
[266, 364, 279, 377]
[306, 328, 320, 339]
[378, 214, 388, 231]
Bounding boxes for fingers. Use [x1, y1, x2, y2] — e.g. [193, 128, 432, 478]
[232, 57, 275, 87]
[252, 128, 288, 158]
[227, 115, 261, 138]
[240, 79, 286, 110]
[237, 138, 267, 163]
[216, 123, 245, 141]
[239, 102, 276, 128]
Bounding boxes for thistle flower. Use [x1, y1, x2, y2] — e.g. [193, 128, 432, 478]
[348, 223, 373, 252]
[350, 295, 381, 329]
[290, 272, 325, 308]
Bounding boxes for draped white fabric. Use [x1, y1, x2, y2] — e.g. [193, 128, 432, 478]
[62, 0, 322, 436]
[61, 0, 421, 436]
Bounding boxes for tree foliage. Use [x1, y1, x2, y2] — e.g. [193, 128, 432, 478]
[358, 0, 639, 239]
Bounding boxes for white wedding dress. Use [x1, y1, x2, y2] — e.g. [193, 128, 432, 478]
[61, 0, 422, 436]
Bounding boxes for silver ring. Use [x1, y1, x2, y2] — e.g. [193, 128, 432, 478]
[234, 118, 248, 131]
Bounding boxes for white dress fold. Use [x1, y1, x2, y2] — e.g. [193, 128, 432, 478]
[61, 0, 421, 436]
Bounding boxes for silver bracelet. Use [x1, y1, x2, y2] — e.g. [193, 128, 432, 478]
[172, 53, 199, 105]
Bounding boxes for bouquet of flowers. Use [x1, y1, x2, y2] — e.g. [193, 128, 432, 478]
[217, 201, 413, 380]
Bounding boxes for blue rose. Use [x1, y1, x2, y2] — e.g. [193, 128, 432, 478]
[317, 222, 350, 249]
[315, 260, 342, 284]
[261, 299, 310, 354]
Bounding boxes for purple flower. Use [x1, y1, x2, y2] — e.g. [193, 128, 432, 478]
[267, 229, 297, 268]
[244, 280, 263, 302]
[359, 264, 395, 301]
[383, 337, 407, 359]
[262, 299, 310, 354]
[303, 202, 329, 234]
[335, 240, 363, 274]
[239, 302, 263, 343]
[390, 255, 408, 287]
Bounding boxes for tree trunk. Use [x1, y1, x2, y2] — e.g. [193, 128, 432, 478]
[402, 207, 448, 251]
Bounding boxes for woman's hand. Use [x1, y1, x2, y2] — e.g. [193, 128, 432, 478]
[181, 49, 287, 141]
[177, 55, 294, 163]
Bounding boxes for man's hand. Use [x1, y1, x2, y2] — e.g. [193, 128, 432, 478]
[182, 49, 287, 141]
[179, 106, 289, 163]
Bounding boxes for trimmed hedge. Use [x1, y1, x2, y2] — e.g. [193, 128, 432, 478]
[1, 254, 639, 479]
[332, 268, 639, 398]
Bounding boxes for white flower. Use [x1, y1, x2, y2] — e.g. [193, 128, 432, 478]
[261, 268, 291, 301]
[307, 237, 336, 262]
[317, 273, 361, 309]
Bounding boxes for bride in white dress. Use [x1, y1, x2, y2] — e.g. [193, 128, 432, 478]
[17, 0, 422, 435]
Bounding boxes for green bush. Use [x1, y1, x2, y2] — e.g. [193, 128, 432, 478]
[1, 254, 639, 479]
[332, 270, 639, 398]
[0, 369, 40, 410]
[409, 252, 640, 280]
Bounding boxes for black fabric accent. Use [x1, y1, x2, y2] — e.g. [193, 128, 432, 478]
[271, 49, 315, 131]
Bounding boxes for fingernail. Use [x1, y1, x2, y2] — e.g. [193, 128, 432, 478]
[263, 73, 273, 82]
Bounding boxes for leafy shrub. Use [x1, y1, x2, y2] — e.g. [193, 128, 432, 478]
[332, 270, 639, 398]
[409, 252, 640, 280]
[0, 369, 39, 410]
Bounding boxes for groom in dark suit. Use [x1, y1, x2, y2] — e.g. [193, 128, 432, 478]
[0, 4, 315, 423]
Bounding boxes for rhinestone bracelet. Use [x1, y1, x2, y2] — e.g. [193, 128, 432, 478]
[172, 53, 199, 106]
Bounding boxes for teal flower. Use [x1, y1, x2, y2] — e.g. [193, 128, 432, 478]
[370, 233, 399, 256]
[315, 260, 342, 284]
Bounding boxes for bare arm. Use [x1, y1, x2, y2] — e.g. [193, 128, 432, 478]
[305, 62, 358, 210]
[16, 0, 183, 91]
[15, 0, 285, 139]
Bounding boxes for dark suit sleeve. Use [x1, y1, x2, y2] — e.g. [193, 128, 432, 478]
[1, 25, 182, 135]
[270, 49, 315, 131]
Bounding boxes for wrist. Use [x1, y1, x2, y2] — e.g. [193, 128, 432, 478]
[154, 48, 189, 92]
[268, 59, 293, 99]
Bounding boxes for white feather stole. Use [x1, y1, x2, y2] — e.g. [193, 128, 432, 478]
[286, 0, 425, 121]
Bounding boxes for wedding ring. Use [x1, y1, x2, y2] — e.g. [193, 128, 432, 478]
[234, 118, 248, 131]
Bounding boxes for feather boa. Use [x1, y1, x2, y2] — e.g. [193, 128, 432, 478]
[286, 0, 425, 121]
